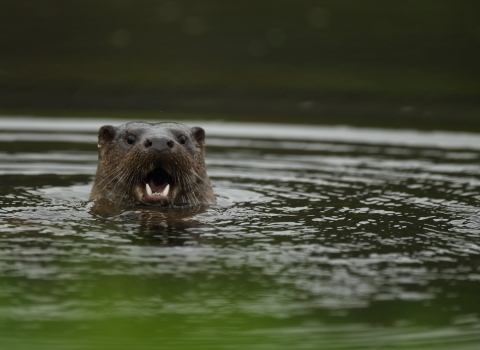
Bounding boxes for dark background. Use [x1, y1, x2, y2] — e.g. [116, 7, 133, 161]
[1, 0, 479, 130]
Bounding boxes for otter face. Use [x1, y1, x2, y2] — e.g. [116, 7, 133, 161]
[90, 122, 215, 206]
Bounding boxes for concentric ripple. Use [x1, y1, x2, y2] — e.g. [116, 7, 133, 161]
[0, 117, 480, 349]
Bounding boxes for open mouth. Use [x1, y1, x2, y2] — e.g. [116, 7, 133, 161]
[143, 167, 174, 202]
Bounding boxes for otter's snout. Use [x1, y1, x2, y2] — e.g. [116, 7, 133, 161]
[143, 137, 174, 152]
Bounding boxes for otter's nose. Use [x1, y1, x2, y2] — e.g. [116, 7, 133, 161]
[143, 137, 174, 151]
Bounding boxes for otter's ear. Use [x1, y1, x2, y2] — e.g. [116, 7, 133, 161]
[98, 125, 116, 146]
[191, 126, 205, 146]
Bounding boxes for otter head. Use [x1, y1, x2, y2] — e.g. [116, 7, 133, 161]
[89, 122, 215, 206]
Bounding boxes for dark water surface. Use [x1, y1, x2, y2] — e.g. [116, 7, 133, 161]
[1, 117, 480, 349]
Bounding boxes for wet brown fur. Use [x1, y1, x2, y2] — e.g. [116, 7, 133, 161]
[89, 122, 215, 206]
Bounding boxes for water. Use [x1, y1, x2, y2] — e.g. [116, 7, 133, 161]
[1, 116, 480, 349]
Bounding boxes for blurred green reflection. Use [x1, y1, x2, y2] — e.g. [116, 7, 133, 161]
[0, 1, 479, 129]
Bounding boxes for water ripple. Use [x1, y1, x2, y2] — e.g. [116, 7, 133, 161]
[1, 117, 480, 348]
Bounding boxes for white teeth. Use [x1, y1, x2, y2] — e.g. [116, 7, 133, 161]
[146, 183, 153, 196]
[145, 183, 170, 197]
[160, 184, 170, 197]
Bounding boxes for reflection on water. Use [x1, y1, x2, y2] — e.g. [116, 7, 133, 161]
[1, 117, 480, 349]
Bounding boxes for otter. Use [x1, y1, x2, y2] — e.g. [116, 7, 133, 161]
[89, 122, 215, 206]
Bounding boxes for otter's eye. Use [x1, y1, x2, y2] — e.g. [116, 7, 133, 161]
[178, 135, 187, 144]
[126, 134, 136, 145]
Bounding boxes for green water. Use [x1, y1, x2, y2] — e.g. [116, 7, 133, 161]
[1, 0, 479, 131]
[1, 118, 480, 349]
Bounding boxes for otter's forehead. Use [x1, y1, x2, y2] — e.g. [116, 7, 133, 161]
[118, 122, 192, 134]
